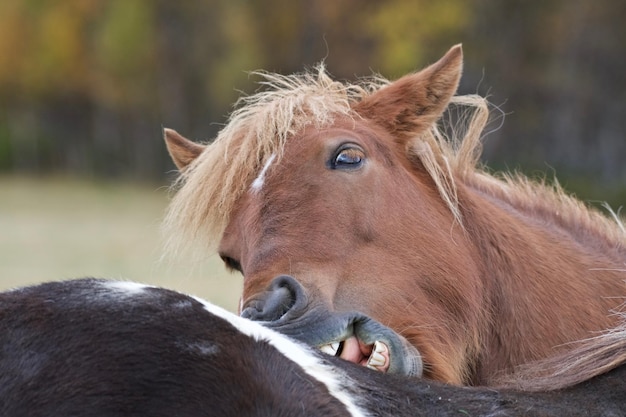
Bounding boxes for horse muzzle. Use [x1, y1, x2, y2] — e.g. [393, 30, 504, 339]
[241, 275, 423, 377]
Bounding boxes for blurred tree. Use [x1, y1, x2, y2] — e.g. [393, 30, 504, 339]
[365, 0, 470, 77]
[0, 0, 623, 205]
[464, 0, 626, 194]
[93, 0, 156, 109]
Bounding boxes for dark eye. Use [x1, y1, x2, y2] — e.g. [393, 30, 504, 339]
[220, 255, 243, 274]
[331, 145, 365, 170]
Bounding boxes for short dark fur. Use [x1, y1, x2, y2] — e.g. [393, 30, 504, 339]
[0, 279, 347, 417]
[2, 279, 624, 416]
[344, 360, 626, 416]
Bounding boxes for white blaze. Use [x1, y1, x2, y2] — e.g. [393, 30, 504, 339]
[250, 154, 276, 193]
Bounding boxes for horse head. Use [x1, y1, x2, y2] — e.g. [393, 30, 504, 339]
[163, 45, 626, 386]
[164, 46, 484, 383]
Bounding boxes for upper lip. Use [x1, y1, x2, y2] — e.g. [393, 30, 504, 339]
[257, 307, 423, 377]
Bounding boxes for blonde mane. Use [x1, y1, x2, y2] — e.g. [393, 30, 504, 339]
[163, 64, 624, 260]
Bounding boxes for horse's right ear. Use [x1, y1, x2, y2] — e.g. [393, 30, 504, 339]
[354, 44, 463, 143]
[163, 128, 205, 171]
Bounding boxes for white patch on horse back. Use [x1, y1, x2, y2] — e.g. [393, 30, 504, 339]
[173, 300, 194, 309]
[187, 341, 220, 356]
[250, 153, 276, 193]
[192, 296, 370, 417]
[100, 280, 151, 295]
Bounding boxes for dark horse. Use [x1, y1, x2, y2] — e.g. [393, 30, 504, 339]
[162, 44, 626, 389]
[2, 278, 625, 416]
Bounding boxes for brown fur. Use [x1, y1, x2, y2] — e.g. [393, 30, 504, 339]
[496, 320, 626, 391]
[163, 45, 626, 389]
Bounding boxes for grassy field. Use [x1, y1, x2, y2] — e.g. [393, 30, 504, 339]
[0, 176, 242, 312]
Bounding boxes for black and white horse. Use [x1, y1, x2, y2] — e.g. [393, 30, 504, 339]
[1, 279, 624, 416]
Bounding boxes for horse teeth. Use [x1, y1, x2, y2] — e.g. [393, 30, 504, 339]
[367, 351, 386, 367]
[374, 340, 388, 355]
[319, 341, 340, 356]
[367, 341, 389, 370]
[319, 344, 335, 356]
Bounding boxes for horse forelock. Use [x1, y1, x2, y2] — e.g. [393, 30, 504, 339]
[163, 64, 380, 257]
[163, 64, 493, 258]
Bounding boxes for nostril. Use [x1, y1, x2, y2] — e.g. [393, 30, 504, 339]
[240, 288, 291, 321]
[240, 300, 263, 320]
[240, 275, 304, 322]
[259, 286, 293, 321]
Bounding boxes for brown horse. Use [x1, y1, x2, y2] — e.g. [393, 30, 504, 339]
[162, 45, 626, 388]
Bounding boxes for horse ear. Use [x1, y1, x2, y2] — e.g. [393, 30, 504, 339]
[163, 128, 205, 171]
[354, 44, 463, 141]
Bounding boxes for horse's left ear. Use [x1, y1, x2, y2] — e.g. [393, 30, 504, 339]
[163, 128, 205, 171]
[354, 44, 463, 141]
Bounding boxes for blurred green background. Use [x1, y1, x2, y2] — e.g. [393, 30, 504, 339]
[0, 176, 243, 310]
[1, 0, 624, 311]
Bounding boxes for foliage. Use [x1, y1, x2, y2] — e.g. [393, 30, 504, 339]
[365, 0, 470, 77]
[0, 0, 623, 204]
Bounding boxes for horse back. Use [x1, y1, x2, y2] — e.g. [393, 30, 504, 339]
[0, 279, 349, 417]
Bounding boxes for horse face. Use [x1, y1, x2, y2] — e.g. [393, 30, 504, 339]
[166, 45, 486, 383]
[218, 114, 483, 381]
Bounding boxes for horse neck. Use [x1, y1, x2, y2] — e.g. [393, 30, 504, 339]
[459, 180, 626, 384]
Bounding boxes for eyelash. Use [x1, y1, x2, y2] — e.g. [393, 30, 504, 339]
[220, 255, 243, 273]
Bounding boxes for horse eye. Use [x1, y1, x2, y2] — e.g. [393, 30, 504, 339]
[332, 146, 365, 169]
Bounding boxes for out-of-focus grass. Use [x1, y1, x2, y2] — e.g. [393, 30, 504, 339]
[0, 176, 242, 312]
